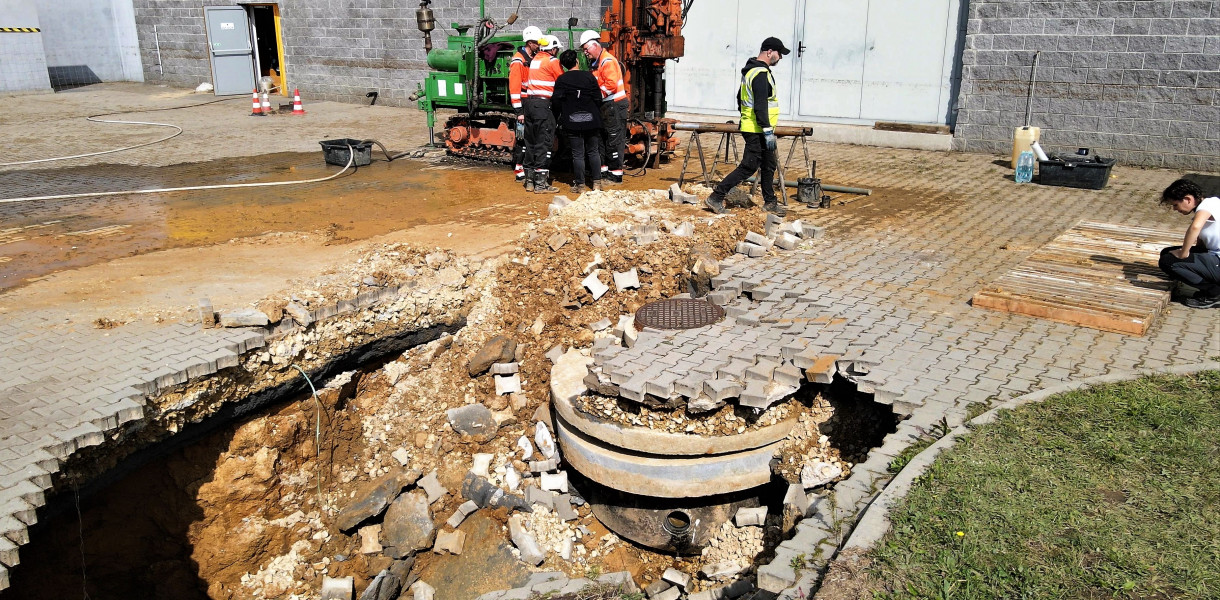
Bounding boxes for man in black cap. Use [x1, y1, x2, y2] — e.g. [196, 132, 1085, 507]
[706, 37, 790, 216]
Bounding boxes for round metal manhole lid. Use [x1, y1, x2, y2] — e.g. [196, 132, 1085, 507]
[634, 298, 725, 330]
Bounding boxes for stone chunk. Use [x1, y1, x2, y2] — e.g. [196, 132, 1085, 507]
[321, 575, 354, 600]
[801, 461, 842, 489]
[509, 514, 546, 565]
[446, 500, 479, 528]
[218, 308, 269, 327]
[661, 567, 691, 590]
[783, 483, 810, 517]
[284, 301, 313, 326]
[589, 317, 612, 331]
[432, 529, 466, 554]
[545, 345, 566, 364]
[582, 271, 609, 300]
[535, 421, 557, 459]
[554, 499, 578, 521]
[613, 269, 641, 291]
[359, 566, 406, 600]
[548, 233, 569, 251]
[447, 404, 498, 438]
[380, 490, 435, 559]
[418, 470, 447, 504]
[335, 469, 422, 531]
[494, 374, 522, 395]
[391, 448, 411, 467]
[467, 335, 517, 376]
[409, 580, 435, 600]
[734, 506, 767, 527]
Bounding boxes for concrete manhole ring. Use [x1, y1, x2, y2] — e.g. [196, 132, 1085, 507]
[634, 298, 725, 330]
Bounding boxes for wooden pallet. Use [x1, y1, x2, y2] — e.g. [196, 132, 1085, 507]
[972, 221, 1181, 335]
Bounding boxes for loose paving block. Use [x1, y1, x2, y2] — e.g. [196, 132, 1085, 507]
[669, 182, 698, 204]
[734, 506, 767, 527]
[704, 379, 742, 402]
[745, 231, 771, 247]
[419, 470, 447, 503]
[525, 485, 554, 509]
[782, 483, 810, 516]
[589, 233, 607, 248]
[540, 471, 569, 493]
[494, 374, 522, 395]
[554, 498, 578, 521]
[756, 560, 797, 592]
[613, 269, 641, 291]
[218, 308, 269, 328]
[775, 232, 799, 250]
[644, 579, 672, 597]
[652, 587, 681, 600]
[589, 318, 612, 331]
[491, 362, 519, 375]
[672, 221, 694, 236]
[661, 567, 691, 589]
[446, 500, 479, 528]
[548, 233, 569, 251]
[433, 529, 466, 554]
[198, 298, 216, 326]
[699, 561, 744, 581]
[471, 453, 493, 477]
[582, 271, 610, 300]
[360, 524, 383, 554]
[409, 580, 436, 600]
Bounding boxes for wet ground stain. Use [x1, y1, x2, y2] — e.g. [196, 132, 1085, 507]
[0, 153, 550, 292]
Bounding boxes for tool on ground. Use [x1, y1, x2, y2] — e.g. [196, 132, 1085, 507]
[250, 89, 265, 116]
[292, 89, 306, 115]
[410, 0, 685, 167]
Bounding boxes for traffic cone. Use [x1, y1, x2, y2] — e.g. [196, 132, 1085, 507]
[260, 91, 271, 114]
[291, 89, 305, 115]
[250, 89, 264, 116]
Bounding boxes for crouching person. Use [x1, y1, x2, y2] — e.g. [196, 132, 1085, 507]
[1158, 178, 1220, 308]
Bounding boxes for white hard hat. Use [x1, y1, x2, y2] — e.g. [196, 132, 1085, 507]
[579, 30, 601, 48]
[522, 26, 542, 42]
[545, 35, 562, 50]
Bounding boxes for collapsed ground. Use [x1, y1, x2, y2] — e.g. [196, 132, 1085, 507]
[7, 183, 890, 600]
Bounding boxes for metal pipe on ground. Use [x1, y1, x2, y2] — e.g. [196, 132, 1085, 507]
[744, 176, 871, 196]
[673, 122, 813, 137]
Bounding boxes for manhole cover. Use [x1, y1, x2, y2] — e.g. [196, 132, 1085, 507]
[634, 298, 725, 330]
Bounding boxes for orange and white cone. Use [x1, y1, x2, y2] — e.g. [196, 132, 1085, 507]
[260, 91, 271, 114]
[291, 89, 305, 115]
[250, 90, 264, 116]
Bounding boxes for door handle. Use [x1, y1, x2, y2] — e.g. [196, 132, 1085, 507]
[798, 41, 806, 57]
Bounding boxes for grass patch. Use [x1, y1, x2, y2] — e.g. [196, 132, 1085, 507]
[870, 372, 1220, 599]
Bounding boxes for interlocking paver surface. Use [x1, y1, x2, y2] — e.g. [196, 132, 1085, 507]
[588, 144, 1218, 595]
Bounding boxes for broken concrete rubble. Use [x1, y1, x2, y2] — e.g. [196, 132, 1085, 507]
[467, 335, 517, 376]
[418, 470, 447, 504]
[508, 514, 546, 565]
[218, 308, 270, 328]
[734, 506, 767, 527]
[432, 529, 466, 554]
[409, 580, 435, 600]
[379, 490, 435, 559]
[320, 575, 354, 600]
[446, 404, 498, 438]
[446, 500, 479, 528]
[335, 469, 422, 532]
[582, 271, 609, 300]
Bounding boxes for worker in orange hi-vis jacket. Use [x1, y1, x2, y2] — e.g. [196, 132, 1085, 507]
[510, 26, 543, 184]
[523, 35, 564, 193]
[579, 30, 627, 185]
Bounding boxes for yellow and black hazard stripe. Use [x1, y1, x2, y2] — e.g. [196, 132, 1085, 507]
[1, 27, 41, 33]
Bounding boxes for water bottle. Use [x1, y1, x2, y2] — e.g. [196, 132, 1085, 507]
[1015, 150, 1035, 183]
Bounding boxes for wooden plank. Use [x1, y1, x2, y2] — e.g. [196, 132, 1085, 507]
[972, 220, 1179, 336]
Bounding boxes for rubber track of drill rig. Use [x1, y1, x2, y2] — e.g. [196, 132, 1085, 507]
[443, 112, 515, 164]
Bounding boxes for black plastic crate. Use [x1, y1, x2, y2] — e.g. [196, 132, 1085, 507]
[1037, 156, 1115, 190]
[319, 138, 372, 167]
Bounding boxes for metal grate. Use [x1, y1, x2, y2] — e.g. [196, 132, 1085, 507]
[634, 298, 725, 330]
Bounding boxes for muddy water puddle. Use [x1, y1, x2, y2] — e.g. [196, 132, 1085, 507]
[0, 153, 539, 292]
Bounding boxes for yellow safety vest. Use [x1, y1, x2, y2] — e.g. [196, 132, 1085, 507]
[739, 67, 779, 133]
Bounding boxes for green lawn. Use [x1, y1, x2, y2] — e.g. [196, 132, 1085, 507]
[870, 372, 1220, 599]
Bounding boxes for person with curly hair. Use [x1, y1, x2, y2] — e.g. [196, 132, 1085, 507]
[1158, 178, 1220, 308]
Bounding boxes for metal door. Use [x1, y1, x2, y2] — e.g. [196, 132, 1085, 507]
[204, 6, 255, 96]
[664, 0, 799, 119]
[859, 0, 959, 123]
[795, 0, 868, 120]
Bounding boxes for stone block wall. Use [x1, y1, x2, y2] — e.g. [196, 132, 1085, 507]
[952, 1, 1220, 171]
[132, 0, 605, 107]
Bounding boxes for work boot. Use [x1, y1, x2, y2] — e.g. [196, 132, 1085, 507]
[534, 172, 559, 194]
[604, 173, 624, 185]
[570, 183, 586, 194]
[592, 179, 603, 191]
[705, 192, 726, 214]
[1183, 294, 1220, 309]
[523, 169, 535, 192]
[763, 200, 787, 217]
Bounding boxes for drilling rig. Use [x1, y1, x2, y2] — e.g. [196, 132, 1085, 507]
[411, 0, 687, 166]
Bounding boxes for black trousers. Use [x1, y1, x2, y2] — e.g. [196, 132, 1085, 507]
[714, 131, 777, 203]
[600, 99, 628, 176]
[523, 98, 555, 174]
[567, 130, 602, 186]
[1160, 244, 1220, 297]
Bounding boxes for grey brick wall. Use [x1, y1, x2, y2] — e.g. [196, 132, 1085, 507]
[133, 0, 605, 107]
[952, 1, 1220, 171]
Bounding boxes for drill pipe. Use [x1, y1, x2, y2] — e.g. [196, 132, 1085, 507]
[673, 122, 813, 137]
